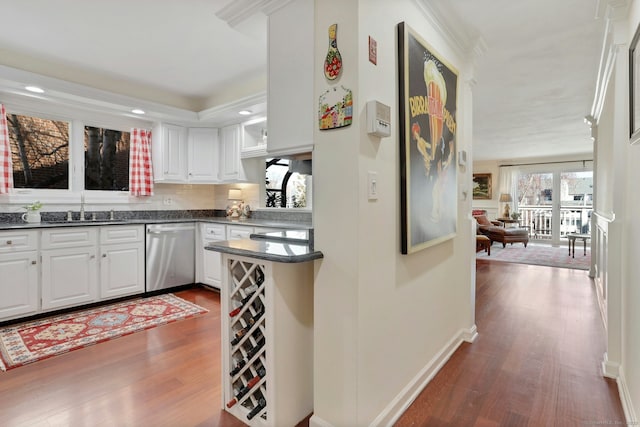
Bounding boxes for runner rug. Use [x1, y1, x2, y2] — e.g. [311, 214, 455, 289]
[0, 293, 207, 371]
[476, 243, 591, 271]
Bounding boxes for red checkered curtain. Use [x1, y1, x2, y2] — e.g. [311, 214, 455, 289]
[129, 128, 153, 196]
[0, 104, 14, 194]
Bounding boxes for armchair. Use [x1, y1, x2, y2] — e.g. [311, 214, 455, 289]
[474, 214, 529, 248]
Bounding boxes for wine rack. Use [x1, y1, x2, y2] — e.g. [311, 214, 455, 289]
[221, 253, 314, 427]
[225, 258, 268, 423]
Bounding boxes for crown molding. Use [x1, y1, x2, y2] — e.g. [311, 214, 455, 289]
[215, 0, 294, 27]
[411, 0, 485, 60]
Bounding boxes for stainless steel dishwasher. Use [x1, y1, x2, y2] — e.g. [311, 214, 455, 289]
[145, 223, 195, 292]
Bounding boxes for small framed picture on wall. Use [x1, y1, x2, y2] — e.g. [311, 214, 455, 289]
[472, 173, 492, 200]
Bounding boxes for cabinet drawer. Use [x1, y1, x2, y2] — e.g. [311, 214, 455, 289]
[226, 226, 254, 240]
[41, 227, 97, 249]
[202, 223, 226, 241]
[0, 230, 38, 253]
[100, 225, 144, 245]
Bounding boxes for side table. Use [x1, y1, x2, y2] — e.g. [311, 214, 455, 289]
[566, 233, 590, 258]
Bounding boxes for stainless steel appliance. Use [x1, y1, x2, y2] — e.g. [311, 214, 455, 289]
[146, 223, 195, 292]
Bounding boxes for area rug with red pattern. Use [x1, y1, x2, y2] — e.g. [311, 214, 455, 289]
[0, 293, 207, 371]
[476, 242, 591, 271]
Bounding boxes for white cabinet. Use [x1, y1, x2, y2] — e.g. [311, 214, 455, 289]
[153, 123, 188, 182]
[220, 124, 243, 182]
[267, 0, 314, 156]
[0, 230, 39, 321]
[240, 117, 267, 158]
[197, 223, 226, 289]
[99, 225, 145, 299]
[187, 127, 220, 182]
[227, 225, 255, 240]
[152, 123, 219, 183]
[41, 228, 98, 311]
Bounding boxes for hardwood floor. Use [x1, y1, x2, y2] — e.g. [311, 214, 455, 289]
[0, 288, 247, 427]
[395, 260, 625, 426]
[0, 261, 625, 426]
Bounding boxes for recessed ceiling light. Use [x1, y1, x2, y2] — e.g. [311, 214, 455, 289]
[25, 86, 44, 93]
[131, 109, 146, 115]
[238, 110, 252, 115]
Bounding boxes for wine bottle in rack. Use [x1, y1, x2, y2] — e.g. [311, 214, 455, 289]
[229, 358, 246, 376]
[229, 335, 266, 377]
[230, 309, 265, 346]
[229, 284, 259, 317]
[247, 398, 267, 420]
[226, 368, 266, 408]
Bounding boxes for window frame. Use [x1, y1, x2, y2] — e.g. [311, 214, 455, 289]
[0, 99, 153, 207]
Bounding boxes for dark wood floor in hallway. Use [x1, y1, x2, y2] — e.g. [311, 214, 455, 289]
[395, 260, 625, 426]
[0, 260, 625, 426]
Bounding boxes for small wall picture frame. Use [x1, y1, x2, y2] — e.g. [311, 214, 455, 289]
[472, 173, 492, 200]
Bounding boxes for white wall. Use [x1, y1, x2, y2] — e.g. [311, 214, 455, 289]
[620, 4, 640, 422]
[312, 0, 475, 425]
[594, 2, 640, 422]
[472, 160, 500, 218]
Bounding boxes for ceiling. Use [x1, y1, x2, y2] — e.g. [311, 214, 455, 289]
[0, 0, 606, 162]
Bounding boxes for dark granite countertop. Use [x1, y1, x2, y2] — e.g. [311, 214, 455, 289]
[205, 230, 322, 264]
[0, 217, 313, 231]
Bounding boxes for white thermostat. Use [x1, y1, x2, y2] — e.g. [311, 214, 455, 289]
[366, 100, 391, 138]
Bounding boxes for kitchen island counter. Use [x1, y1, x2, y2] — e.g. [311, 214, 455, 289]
[205, 229, 322, 264]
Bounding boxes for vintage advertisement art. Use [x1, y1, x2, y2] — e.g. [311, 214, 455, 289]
[398, 22, 458, 254]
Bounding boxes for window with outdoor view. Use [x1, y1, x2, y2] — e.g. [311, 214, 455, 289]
[84, 126, 130, 191]
[265, 158, 310, 208]
[8, 113, 70, 189]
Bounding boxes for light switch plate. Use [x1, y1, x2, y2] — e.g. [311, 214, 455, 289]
[368, 171, 378, 200]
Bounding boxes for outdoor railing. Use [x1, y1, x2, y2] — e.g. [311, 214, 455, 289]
[516, 205, 592, 240]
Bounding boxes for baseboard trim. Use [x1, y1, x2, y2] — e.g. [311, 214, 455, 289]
[602, 354, 638, 425]
[602, 351, 620, 379]
[309, 415, 333, 427]
[369, 325, 477, 426]
[616, 367, 638, 425]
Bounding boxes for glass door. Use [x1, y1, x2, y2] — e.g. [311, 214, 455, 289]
[516, 172, 554, 242]
[515, 169, 593, 245]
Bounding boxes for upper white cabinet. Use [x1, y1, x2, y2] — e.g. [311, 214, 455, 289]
[152, 123, 219, 183]
[219, 124, 242, 182]
[187, 128, 220, 182]
[220, 124, 260, 183]
[153, 123, 188, 182]
[267, 0, 314, 156]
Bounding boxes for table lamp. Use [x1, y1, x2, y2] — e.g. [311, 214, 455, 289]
[228, 189, 243, 219]
[500, 193, 512, 218]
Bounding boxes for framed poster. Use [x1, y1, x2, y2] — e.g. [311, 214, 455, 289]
[398, 22, 458, 254]
[472, 173, 492, 200]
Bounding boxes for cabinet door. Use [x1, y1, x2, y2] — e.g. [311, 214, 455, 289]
[41, 247, 98, 310]
[188, 128, 219, 182]
[219, 124, 242, 181]
[158, 124, 188, 182]
[267, 0, 314, 156]
[202, 249, 222, 289]
[100, 242, 145, 299]
[0, 251, 39, 320]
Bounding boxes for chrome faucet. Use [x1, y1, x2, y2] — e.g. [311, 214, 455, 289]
[79, 192, 85, 221]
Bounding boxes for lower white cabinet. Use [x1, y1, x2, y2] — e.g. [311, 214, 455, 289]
[41, 246, 98, 310]
[99, 226, 145, 299]
[0, 225, 145, 319]
[0, 249, 39, 320]
[198, 223, 226, 289]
